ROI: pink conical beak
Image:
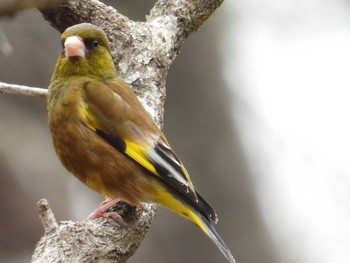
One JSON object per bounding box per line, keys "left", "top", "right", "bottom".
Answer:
{"left": 64, "top": 36, "right": 85, "bottom": 58}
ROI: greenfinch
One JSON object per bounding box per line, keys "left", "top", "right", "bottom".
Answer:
{"left": 47, "top": 23, "right": 234, "bottom": 263}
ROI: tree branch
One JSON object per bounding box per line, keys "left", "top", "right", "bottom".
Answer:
{"left": 0, "top": 82, "right": 47, "bottom": 97}
{"left": 149, "top": 0, "right": 223, "bottom": 38}
{"left": 32, "top": 199, "right": 157, "bottom": 263}
{"left": 0, "top": 0, "right": 223, "bottom": 262}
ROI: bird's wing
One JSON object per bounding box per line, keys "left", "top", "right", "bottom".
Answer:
{"left": 81, "top": 79, "right": 203, "bottom": 205}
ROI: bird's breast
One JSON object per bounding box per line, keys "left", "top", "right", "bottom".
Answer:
{"left": 48, "top": 92, "right": 158, "bottom": 204}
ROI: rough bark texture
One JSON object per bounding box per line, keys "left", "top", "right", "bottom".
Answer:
{"left": 28, "top": 0, "right": 223, "bottom": 262}
{"left": 32, "top": 199, "right": 156, "bottom": 263}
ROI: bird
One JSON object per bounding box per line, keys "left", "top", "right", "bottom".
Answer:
{"left": 47, "top": 22, "right": 235, "bottom": 263}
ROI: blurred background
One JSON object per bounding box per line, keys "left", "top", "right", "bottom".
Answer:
{"left": 1, "top": 0, "right": 350, "bottom": 262}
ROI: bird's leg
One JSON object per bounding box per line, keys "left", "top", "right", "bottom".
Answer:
{"left": 84, "top": 196, "right": 123, "bottom": 223}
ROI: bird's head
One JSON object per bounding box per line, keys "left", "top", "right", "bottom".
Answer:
{"left": 52, "top": 23, "right": 117, "bottom": 80}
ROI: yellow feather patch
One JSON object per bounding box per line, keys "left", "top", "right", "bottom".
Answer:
{"left": 155, "top": 189, "right": 209, "bottom": 235}
{"left": 124, "top": 140, "right": 158, "bottom": 175}
{"left": 80, "top": 104, "right": 97, "bottom": 131}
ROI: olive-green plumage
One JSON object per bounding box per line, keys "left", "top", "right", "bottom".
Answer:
{"left": 48, "top": 23, "right": 234, "bottom": 263}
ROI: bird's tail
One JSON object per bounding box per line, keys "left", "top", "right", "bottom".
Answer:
{"left": 155, "top": 190, "right": 236, "bottom": 263}
{"left": 197, "top": 212, "right": 236, "bottom": 263}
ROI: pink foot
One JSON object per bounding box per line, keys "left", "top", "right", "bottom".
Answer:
{"left": 84, "top": 197, "right": 124, "bottom": 223}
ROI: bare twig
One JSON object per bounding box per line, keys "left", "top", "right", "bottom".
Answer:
{"left": 37, "top": 198, "right": 58, "bottom": 234}
{"left": 0, "top": 81, "right": 47, "bottom": 97}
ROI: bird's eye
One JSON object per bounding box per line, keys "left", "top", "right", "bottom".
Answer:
{"left": 84, "top": 39, "right": 100, "bottom": 50}
{"left": 92, "top": 40, "right": 100, "bottom": 48}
